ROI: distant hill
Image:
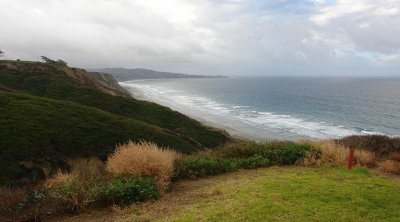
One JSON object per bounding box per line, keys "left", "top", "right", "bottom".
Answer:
{"left": 0, "top": 60, "right": 228, "bottom": 185}
{"left": 88, "top": 68, "right": 226, "bottom": 81}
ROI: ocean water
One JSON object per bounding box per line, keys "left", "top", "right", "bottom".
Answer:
{"left": 120, "top": 77, "right": 400, "bottom": 140}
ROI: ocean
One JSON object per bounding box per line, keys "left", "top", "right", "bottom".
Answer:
{"left": 120, "top": 77, "right": 400, "bottom": 140}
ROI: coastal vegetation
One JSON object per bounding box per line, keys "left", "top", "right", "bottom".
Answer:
{"left": 1, "top": 60, "right": 399, "bottom": 221}
{"left": 2, "top": 136, "right": 400, "bottom": 221}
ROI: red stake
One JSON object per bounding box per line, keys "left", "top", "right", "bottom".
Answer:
{"left": 348, "top": 148, "right": 355, "bottom": 169}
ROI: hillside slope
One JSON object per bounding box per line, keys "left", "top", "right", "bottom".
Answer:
{"left": 0, "top": 60, "right": 228, "bottom": 184}
{"left": 0, "top": 92, "right": 203, "bottom": 184}
{"left": 0, "top": 60, "right": 228, "bottom": 148}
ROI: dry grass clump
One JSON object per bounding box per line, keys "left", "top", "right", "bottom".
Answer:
{"left": 68, "top": 157, "right": 104, "bottom": 178}
{"left": 389, "top": 152, "right": 400, "bottom": 162}
{"left": 45, "top": 170, "right": 75, "bottom": 190}
{"left": 45, "top": 170, "right": 100, "bottom": 212}
{"left": 301, "top": 140, "right": 376, "bottom": 167}
{"left": 338, "top": 135, "right": 400, "bottom": 156}
{"left": 106, "top": 141, "right": 180, "bottom": 190}
{"left": 379, "top": 160, "right": 400, "bottom": 175}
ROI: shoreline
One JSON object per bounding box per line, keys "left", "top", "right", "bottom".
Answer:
{"left": 120, "top": 81, "right": 300, "bottom": 142}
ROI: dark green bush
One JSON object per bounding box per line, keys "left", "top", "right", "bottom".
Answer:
{"left": 174, "top": 157, "right": 238, "bottom": 179}
{"left": 95, "top": 177, "right": 160, "bottom": 207}
{"left": 238, "top": 155, "right": 270, "bottom": 169}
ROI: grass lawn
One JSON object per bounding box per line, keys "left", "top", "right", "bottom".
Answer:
{"left": 135, "top": 167, "right": 399, "bottom": 222}
{"left": 58, "top": 167, "right": 400, "bottom": 222}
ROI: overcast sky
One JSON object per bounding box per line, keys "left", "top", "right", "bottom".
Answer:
{"left": 1, "top": 0, "right": 400, "bottom": 76}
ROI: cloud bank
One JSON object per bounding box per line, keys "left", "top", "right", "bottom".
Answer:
{"left": 1, "top": 0, "right": 399, "bottom": 76}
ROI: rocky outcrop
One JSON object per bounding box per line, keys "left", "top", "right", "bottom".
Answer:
{"left": 87, "top": 72, "right": 131, "bottom": 97}
{"left": 59, "top": 66, "right": 131, "bottom": 97}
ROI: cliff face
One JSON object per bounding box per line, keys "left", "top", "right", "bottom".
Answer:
{"left": 87, "top": 71, "right": 130, "bottom": 97}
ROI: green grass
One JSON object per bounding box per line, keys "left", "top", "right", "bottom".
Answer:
{"left": 0, "top": 61, "right": 227, "bottom": 148}
{"left": 169, "top": 167, "right": 400, "bottom": 222}
{"left": 0, "top": 92, "right": 201, "bottom": 184}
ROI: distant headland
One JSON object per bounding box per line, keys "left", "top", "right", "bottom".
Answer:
{"left": 88, "top": 67, "right": 227, "bottom": 81}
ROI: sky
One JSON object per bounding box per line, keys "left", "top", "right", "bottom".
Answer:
{"left": 1, "top": 0, "right": 400, "bottom": 76}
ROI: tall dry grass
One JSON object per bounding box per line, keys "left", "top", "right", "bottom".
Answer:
{"left": 67, "top": 157, "right": 104, "bottom": 178}
{"left": 106, "top": 141, "right": 180, "bottom": 190}
{"left": 45, "top": 170, "right": 75, "bottom": 190}
{"left": 45, "top": 170, "right": 101, "bottom": 212}
{"left": 389, "top": 152, "right": 400, "bottom": 162}
{"left": 301, "top": 140, "right": 376, "bottom": 167}
{"left": 379, "top": 160, "right": 400, "bottom": 175}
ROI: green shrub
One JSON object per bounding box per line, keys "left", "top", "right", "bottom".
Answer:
{"left": 95, "top": 177, "right": 160, "bottom": 207}
{"left": 218, "top": 142, "right": 261, "bottom": 158}
{"left": 220, "top": 141, "right": 313, "bottom": 165}
{"left": 238, "top": 155, "right": 270, "bottom": 169}
{"left": 174, "top": 142, "right": 315, "bottom": 179}
{"left": 174, "top": 157, "right": 238, "bottom": 179}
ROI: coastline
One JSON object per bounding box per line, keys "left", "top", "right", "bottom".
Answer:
{"left": 120, "top": 81, "right": 296, "bottom": 142}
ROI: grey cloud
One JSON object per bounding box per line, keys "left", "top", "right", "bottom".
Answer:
{"left": 0, "top": 0, "right": 399, "bottom": 76}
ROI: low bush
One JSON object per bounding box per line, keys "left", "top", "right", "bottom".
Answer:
{"left": 238, "top": 155, "right": 271, "bottom": 169}
{"left": 338, "top": 135, "right": 400, "bottom": 156}
{"left": 302, "top": 140, "right": 376, "bottom": 167}
{"left": 174, "top": 157, "right": 238, "bottom": 179}
{"left": 95, "top": 177, "right": 160, "bottom": 207}
{"left": 175, "top": 141, "right": 315, "bottom": 179}
{"left": 106, "top": 141, "right": 180, "bottom": 190}
{"left": 219, "top": 141, "right": 314, "bottom": 165}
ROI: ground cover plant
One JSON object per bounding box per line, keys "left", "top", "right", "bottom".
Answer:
{"left": 174, "top": 141, "right": 315, "bottom": 179}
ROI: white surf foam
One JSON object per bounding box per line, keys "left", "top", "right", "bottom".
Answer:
{"left": 120, "top": 81, "right": 383, "bottom": 140}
